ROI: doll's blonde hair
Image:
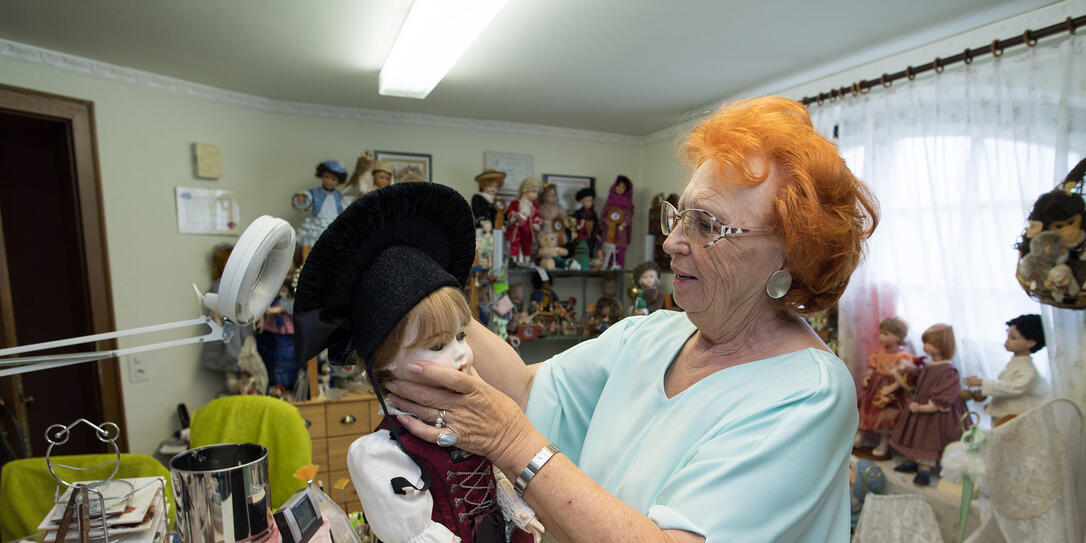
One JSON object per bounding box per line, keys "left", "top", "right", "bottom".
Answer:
{"left": 519, "top": 177, "right": 543, "bottom": 198}
{"left": 364, "top": 286, "right": 471, "bottom": 390}
{"left": 921, "top": 323, "right": 956, "bottom": 361}
{"left": 879, "top": 317, "right": 908, "bottom": 344}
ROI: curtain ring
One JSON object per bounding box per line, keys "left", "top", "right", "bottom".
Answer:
{"left": 932, "top": 57, "right": 944, "bottom": 74}
{"left": 990, "top": 39, "right": 1004, "bottom": 57}
{"left": 1023, "top": 29, "right": 1037, "bottom": 47}
{"left": 817, "top": 92, "right": 824, "bottom": 106}
{"left": 851, "top": 82, "right": 859, "bottom": 97}
{"left": 880, "top": 74, "right": 892, "bottom": 88}
{"left": 905, "top": 66, "right": 915, "bottom": 80}
{"left": 858, "top": 81, "right": 870, "bottom": 94}
{"left": 963, "top": 48, "right": 973, "bottom": 64}
{"left": 1067, "top": 17, "right": 1076, "bottom": 35}
{"left": 828, "top": 89, "right": 837, "bottom": 103}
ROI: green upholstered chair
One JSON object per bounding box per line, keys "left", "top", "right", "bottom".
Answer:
{"left": 188, "top": 395, "right": 311, "bottom": 509}
{"left": 0, "top": 453, "right": 174, "bottom": 542}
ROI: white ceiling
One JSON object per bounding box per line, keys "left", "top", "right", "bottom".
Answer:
{"left": 0, "top": 0, "right": 1058, "bottom": 135}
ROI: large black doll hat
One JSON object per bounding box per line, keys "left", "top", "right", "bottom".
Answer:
{"left": 293, "top": 182, "right": 476, "bottom": 366}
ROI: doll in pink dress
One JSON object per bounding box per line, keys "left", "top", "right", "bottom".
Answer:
{"left": 506, "top": 177, "right": 543, "bottom": 266}
{"left": 889, "top": 324, "right": 967, "bottom": 486}
{"left": 855, "top": 316, "right": 915, "bottom": 458}
{"left": 600, "top": 175, "right": 634, "bottom": 268}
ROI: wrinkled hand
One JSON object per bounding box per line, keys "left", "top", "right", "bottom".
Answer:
{"left": 964, "top": 376, "right": 983, "bottom": 387}
{"left": 385, "top": 361, "right": 535, "bottom": 466}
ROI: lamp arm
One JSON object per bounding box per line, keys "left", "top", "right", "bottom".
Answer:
{"left": 0, "top": 316, "right": 224, "bottom": 377}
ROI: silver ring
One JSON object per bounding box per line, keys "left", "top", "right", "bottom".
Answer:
{"left": 435, "top": 410, "right": 446, "bottom": 428}
{"left": 436, "top": 427, "right": 459, "bottom": 447}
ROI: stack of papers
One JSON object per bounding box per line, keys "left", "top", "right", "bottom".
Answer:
{"left": 38, "top": 477, "right": 169, "bottom": 543}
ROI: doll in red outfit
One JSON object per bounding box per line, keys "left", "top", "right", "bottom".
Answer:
{"left": 889, "top": 324, "right": 967, "bottom": 486}
{"left": 506, "top": 177, "right": 543, "bottom": 266}
{"left": 855, "top": 317, "right": 915, "bottom": 459}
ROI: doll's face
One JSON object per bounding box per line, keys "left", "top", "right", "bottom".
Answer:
{"left": 481, "top": 220, "right": 492, "bottom": 233}
{"left": 373, "top": 171, "right": 392, "bottom": 188}
{"left": 1004, "top": 325, "right": 1036, "bottom": 355}
{"left": 524, "top": 188, "right": 540, "bottom": 202}
{"left": 638, "top": 270, "right": 659, "bottom": 289}
{"left": 922, "top": 341, "right": 942, "bottom": 360}
{"left": 509, "top": 285, "right": 523, "bottom": 302}
{"left": 483, "top": 182, "right": 500, "bottom": 196}
{"left": 543, "top": 188, "right": 558, "bottom": 204}
{"left": 1050, "top": 214, "right": 1083, "bottom": 245}
{"left": 615, "top": 183, "right": 627, "bottom": 195}
{"left": 580, "top": 195, "right": 594, "bottom": 209}
{"left": 386, "top": 317, "right": 473, "bottom": 378}
{"left": 878, "top": 329, "right": 902, "bottom": 349}
{"left": 321, "top": 171, "right": 340, "bottom": 191}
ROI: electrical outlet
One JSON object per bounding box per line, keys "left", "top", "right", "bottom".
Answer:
{"left": 129, "top": 355, "right": 150, "bottom": 383}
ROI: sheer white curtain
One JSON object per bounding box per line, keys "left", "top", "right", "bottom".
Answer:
{"left": 809, "top": 35, "right": 1086, "bottom": 541}
{"left": 810, "top": 35, "right": 1085, "bottom": 410}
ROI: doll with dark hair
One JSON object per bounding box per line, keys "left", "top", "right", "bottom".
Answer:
{"left": 471, "top": 169, "right": 505, "bottom": 229}
{"left": 292, "top": 183, "right": 540, "bottom": 543}
{"left": 889, "top": 324, "right": 966, "bottom": 486}
{"left": 855, "top": 317, "right": 915, "bottom": 459}
{"left": 630, "top": 261, "right": 666, "bottom": 315}
{"left": 568, "top": 187, "right": 600, "bottom": 263}
{"left": 294, "top": 160, "right": 349, "bottom": 247}
{"left": 964, "top": 314, "right": 1051, "bottom": 426}
{"left": 600, "top": 175, "right": 634, "bottom": 268}
{"left": 1019, "top": 158, "right": 1086, "bottom": 285}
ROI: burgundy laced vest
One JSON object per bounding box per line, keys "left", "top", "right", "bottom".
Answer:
{"left": 376, "top": 418, "right": 533, "bottom": 543}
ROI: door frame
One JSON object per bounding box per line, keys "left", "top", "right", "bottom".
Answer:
{"left": 0, "top": 83, "right": 127, "bottom": 452}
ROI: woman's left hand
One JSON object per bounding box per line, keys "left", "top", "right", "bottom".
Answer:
{"left": 385, "top": 360, "right": 535, "bottom": 467}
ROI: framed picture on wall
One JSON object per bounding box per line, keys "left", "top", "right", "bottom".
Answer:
{"left": 484, "top": 151, "right": 534, "bottom": 201}
{"left": 542, "top": 174, "right": 595, "bottom": 212}
{"left": 374, "top": 150, "right": 432, "bottom": 182}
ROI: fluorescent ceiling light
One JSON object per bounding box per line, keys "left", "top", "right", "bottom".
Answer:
{"left": 379, "top": 0, "right": 508, "bottom": 99}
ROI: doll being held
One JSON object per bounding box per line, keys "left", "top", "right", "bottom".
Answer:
{"left": 855, "top": 316, "right": 915, "bottom": 459}
{"left": 889, "top": 324, "right": 967, "bottom": 486}
{"left": 293, "top": 183, "right": 541, "bottom": 543}
{"left": 963, "top": 314, "right": 1051, "bottom": 426}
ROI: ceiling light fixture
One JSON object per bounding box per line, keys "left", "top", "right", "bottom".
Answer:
{"left": 379, "top": 0, "right": 508, "bottom": 99}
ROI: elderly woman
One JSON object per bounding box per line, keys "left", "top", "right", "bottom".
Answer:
{"left": 387, "top": 96, "right": 878, "bottom": 542}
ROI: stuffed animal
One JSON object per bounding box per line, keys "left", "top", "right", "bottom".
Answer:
{"left": 1017, "top": 231, "right": 1067, "bottom": 290}
{"left": 536, "top": 232, "right": 568, "bottom": 270}
{"left": 1044, "top": 263, "right": 1080, "bottom": 302}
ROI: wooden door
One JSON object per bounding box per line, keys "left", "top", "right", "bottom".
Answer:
{"left": 0, "top": 84, "right": 127, "bottom": 461}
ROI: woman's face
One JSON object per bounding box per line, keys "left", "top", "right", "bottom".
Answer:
{"left": 662, "top": 158, "right": 784, "bottom": 317}
{"left": 386, "top": 317, "right": 473, "bottom": 380}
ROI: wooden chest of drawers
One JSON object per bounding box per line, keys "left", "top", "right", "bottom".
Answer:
{"left": 292, "top": 393, "right": 381, "bottom": 512}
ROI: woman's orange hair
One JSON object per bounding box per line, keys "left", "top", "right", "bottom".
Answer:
{"left": 681, "top": 96, "right": 879, "bottom": 314}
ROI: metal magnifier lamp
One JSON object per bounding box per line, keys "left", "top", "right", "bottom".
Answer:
{"left": 0, "top": 216, "right": 296, "bottom": 377}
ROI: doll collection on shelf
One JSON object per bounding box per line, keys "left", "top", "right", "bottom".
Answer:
{"left": 852, "top": 313, "right": 1051, "bottom": 488}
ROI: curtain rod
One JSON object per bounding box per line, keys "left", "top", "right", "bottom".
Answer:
{"left": 801, "top": 15, "right": 1085, "bottom": 107}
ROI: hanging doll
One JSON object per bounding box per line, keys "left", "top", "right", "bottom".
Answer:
{"left": 294, "top": 160, "right": 348, "bottom": 248}
{"left": 292, "top": 183, "right": 542, "bottom": 543}
{"left": 855, "top": 316, "right": 915, "bottom": 459}
{"left": 963, "top": 314, "right": 1050, "bottom": 426}
{"left": 1018, "top": 158, "right": 1086, "bottom": 287}
{"left": 568, "top": 187, "right": 600, "bottom": 263}
{"left": 630, "top": 261, "right": 668, "bottom": 315}
{"left": 889, "top": 324, "right": 967, "bottom": 486}
{"left": 600, "top": 175, "right": 634, "bottom": 269}
{"left": 506, "top": 177, "right": 543, "bottom": 266}
{"left": 471, "top": 169, "right": 505, "bottom": 229}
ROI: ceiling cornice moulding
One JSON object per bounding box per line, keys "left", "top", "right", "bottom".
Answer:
{"left": 0, "top": 38, "right": 643, "bottom": 147}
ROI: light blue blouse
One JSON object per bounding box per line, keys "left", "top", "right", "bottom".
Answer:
{"left": 525, "top": 310, "right": 857, "bottom": 542}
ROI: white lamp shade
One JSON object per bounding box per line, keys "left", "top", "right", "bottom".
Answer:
{"left": 203, "top": 215, "right": 296, "bottom": 324}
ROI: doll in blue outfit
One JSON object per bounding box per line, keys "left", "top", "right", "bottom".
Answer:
{"left": 294, "top": 160, "right": 348, "bottom": 247}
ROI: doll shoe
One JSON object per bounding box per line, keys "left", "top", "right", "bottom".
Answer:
{"left": 894, "top": 461, "right": 918, "bottom": 473}
{"left": 913, "top": 469, "right": 931, "bottom": 486}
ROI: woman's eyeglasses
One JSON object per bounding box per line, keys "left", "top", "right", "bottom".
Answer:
{"left": 660, "top": 201, "right": 769, "bottom": 248}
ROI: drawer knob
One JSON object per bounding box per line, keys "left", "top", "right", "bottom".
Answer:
{"left": 340, "top": 415, "right": 357, "bottom": 424}
{"left": 304, "top": 419, "right": 312, "bottom": 428}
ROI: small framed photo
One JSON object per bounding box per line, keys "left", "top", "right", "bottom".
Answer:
{"left": 542, "top": 174, "right": 595, "bottom": 212}
{"left": 374, "top": 150, "right": 432, "bottom": 182}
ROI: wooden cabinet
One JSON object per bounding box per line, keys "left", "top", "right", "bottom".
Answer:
{"left": 291, "top": 393, "right": 381, "bottom": 512}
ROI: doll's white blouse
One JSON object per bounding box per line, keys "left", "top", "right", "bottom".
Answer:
{"left": 982, "top": 355, "right": 1051, "bottom": 418}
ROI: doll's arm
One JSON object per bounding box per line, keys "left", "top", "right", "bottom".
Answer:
{"left": 347, "top": 432, "right": 460, "bottom": 543}
{"left": 981, "top": 361, "right": 1037, "bottom": 398}
{"left": 493, "top": 467, "right": 544, "bottom": 543}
